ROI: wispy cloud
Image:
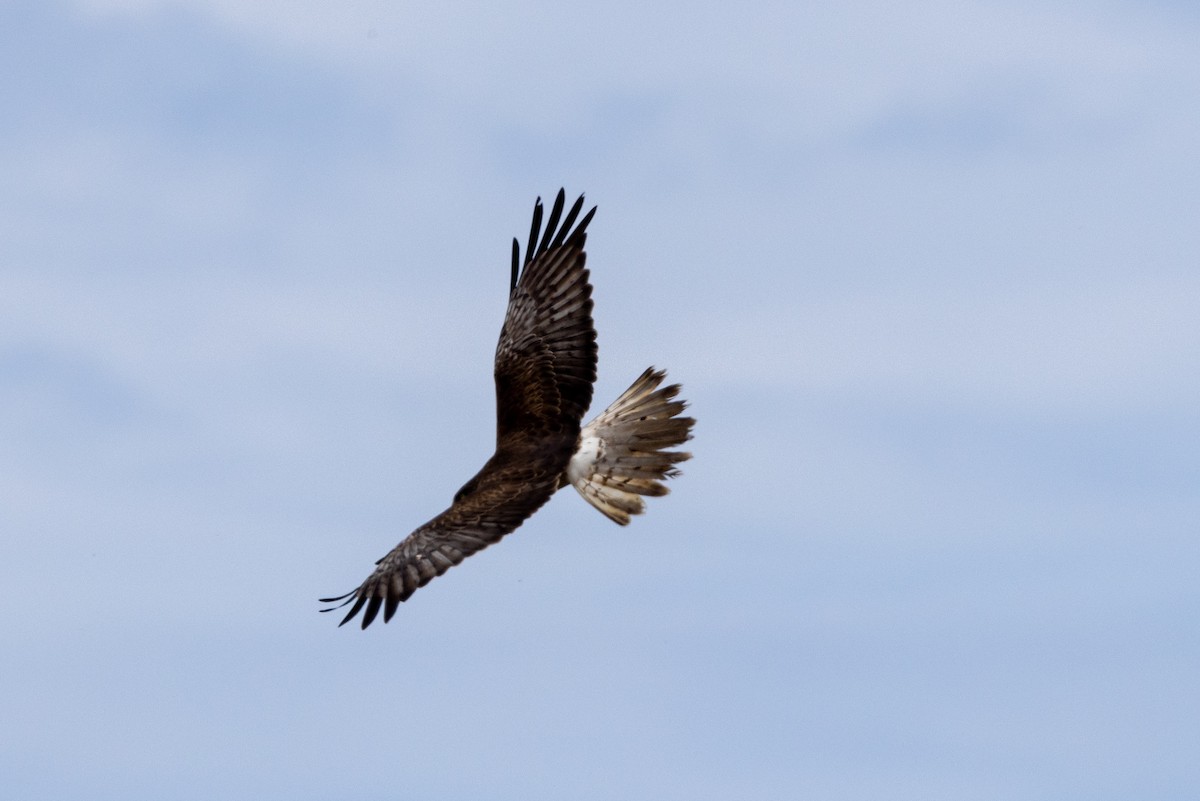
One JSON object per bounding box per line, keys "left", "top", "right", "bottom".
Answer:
{"left": 3, "top": 2, "right": 1199, "bottom": 799}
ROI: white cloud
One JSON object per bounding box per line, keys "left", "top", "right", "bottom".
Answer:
{"left": 68, "top": 0, "right": 1198, "bottom": 133}
{"left": 4, "top": 4, "right": 1199, "bottom": 799}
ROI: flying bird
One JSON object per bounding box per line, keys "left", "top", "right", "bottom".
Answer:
{"left": 320, "top": 190, "right": 694, "bottom": 628}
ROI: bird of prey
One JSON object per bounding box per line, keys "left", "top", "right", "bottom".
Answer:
{"left": 320, "top": 190, "right": 694, "bottom": 628}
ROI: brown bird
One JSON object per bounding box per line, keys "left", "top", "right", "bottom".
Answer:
{"left": 320, "top": 190, "right": 694, "bottom": 628}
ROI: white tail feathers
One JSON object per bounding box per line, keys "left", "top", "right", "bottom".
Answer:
{"left": 567, "top": 367, "right": 694, "bottom": 525}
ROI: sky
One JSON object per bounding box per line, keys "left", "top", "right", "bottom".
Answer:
{"left": 2, "top": 0, "right": 1199, "bottom": 798}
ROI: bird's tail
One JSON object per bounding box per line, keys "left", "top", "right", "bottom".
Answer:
{"left": 567, "top": 367, "right": 694, "bottom": 525}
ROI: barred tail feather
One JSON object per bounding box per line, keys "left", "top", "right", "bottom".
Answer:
{"left": 567, "top": 367, "right": 694, "bottom": 525}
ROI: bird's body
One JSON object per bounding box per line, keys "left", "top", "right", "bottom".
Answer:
{"left": 321, "top": 191, "right": 693, "bottom": 628}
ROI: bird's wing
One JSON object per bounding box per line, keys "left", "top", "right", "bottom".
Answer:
{"left": 493, "top": 189, "right": 598, "bottom": 442}
{"left": 320, "top": 448, "right": 562, "bottom": 628}
{"left": 321, "top": 190, "right": 599, "bottom": 628}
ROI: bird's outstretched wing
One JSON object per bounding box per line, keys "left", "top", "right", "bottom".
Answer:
{"left": 318, "top": 452, "right": 566, "bottom": 628}
{"left": 494, "top": 189, "right": 597, "bottom": 441}
{"left": 321, "top": 190, "right": 598, "bottom": 628}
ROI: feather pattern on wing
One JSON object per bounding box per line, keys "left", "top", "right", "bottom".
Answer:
{"left": 320, "top": 190, "right": 598, "bottom": 628}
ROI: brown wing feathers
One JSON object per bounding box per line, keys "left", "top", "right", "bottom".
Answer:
{"left": 497, "top": 191, "right": 597, "bottom": 435}
{"left": 320, "top": 190, "right": 598, "bottom": 628}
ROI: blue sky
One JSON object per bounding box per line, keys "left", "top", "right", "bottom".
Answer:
{"left": 3, "top": 1, "right": 1198, "bottom": 799}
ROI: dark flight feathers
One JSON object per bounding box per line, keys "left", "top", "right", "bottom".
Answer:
{"left": 320, "top": 190, "right": 598, "bottom": 628}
